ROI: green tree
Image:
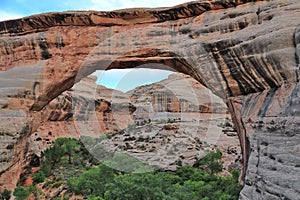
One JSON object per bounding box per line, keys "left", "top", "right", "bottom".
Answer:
{"left": 231, "top": 168, "right": 240, "bottom": 181}
{"left": 13, "top": 186, "right": 30, "bottom": 200}
{"left": 67, "top": 163, "right": 242, "bottom": 200}
{"left": 47, "top": 139, "right": 242, "bottom": 200}
{"left": 33, "top": 171, "right": 45, "bottom": 184}
{"left": 55, "top": 138, "right": 79, "bottom": 164}
{"left": 169, "top": 181, "right": 207, "bottom": 200}
{"left": 195, "top": 150, "right": 223, "bottom": 175}
{"left": 41, "top": 143, "right": 65, "bottom": 175}
{"left": 87, "top": 197, "right": 105, "bottom": 200}
{"left": 175, "top": 166, "right": 205, "bottom": 183}
{"left": 68, "top": 164, "right": 117, "bottom": 197}
{"left": 40, "top": 138, "right": 86, "bottom": 176}
{"left": 0, "top": 189, "right": 11, "bottom": 200}
{"left": 105, "top": 173, "right": 170, "bottom": 200}
{"left": 219, "top": 194, "right": 233, "bottom": 200}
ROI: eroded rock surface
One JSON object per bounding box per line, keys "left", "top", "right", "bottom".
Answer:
{"left": 0, "top": 0, "right": 300, "bottom": 198}
{"left": 129, "top": 73, "right": 227, "bottom": 113}
{"left": 228, "top": 82, "right": 300, "bottom": 199}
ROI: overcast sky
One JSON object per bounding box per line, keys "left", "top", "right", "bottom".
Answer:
{"left": 0, "top": 0, "right": 193, "bottom": 91}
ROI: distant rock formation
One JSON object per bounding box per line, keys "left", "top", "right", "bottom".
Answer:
{"left": 129, "top": 73, "right": 227, "bottom": 114}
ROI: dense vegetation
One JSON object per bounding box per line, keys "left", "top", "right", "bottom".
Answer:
{"left": 13, "top": 138, "right": 242, "bottom": 200}
{"left": 69, "top": 164, "right": 241, "bottom": 200}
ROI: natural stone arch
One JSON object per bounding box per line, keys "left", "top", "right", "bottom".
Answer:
{"left": 0, "top": 0, "right": 300, "bottom": 198}
{"left": 15, "top": 41, "right": 246, "bottom": 190}
{"left": 30, "top": 49, "right": 207, "bottom": 109}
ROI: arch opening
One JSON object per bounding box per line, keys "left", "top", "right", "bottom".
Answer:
{"left": 35, "top": 60, "right": 241, "bottom": 176}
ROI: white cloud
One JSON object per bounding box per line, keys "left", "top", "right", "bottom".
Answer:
{"left": 89, "top": 0, "right": 193, "bottom": 11}
{"left": 0, "top": 10, "right": 23, "bottom": 21}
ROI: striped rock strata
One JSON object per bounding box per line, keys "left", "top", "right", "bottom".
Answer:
{"left": 228, "top": 83, "right": 300, "bottom": 199}
{"left": 129, "top": 73, "right": 227, "bottom": 114}
{"left": 0, "top": 0, "right": 300, "bottom": 199}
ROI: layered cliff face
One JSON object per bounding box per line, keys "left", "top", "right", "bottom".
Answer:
{"left": 0, "top": 0, "right": 300, "bottom": 198}
{"left": 129, "top": 73, "right": 227, "bottom": 113}
{"left": 36, "top": 76, "right": 135, "bottom": 142}
{"left": 228, "top": 83, "right": 300, "bottom": 199}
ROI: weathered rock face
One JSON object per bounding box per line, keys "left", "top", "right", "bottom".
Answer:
{"left": 0, "top": 85, "right": 36, "bottom": 190}
{"left": 91, "top": 113, "right": 241, "bottom": 173}
{"left": 228, "top": 82, "right": 300, "bottom": 200}
{"left": 37, "top": 76, "right": 135, "bottom": 140}
{"left": 129, "top": 73, "right": 227, "bottom": 113}
{"left": 0, "top": 0, "right": 300, "bottom": 198}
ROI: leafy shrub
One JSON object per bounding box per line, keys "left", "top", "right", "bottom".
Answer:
{"left": 13, "top": 186, "right": 30, "bottom": 200}
{"left": 194, "top": 150, "right": 223, "bottom": 175}
{"left": 0, "top": 189, "right": 11, "bottom": 200}
{"left": 39, "top": 138, "right": 93, "bottom": 177}
{"left": 33, "top": 171, "right": 45, "bottom": 184}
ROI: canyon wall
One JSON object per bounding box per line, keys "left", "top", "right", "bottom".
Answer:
{"left": 228, "top": 82, "right": 300, "bottom": 199}
{"left": 129, "top": 73, "right": 227, "bottom": 113}
{"left": 0, "top": 0, "right": 300, "bottom": 199}
{"left": 36, "top": 76, "right": 135, "bottom": 141}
